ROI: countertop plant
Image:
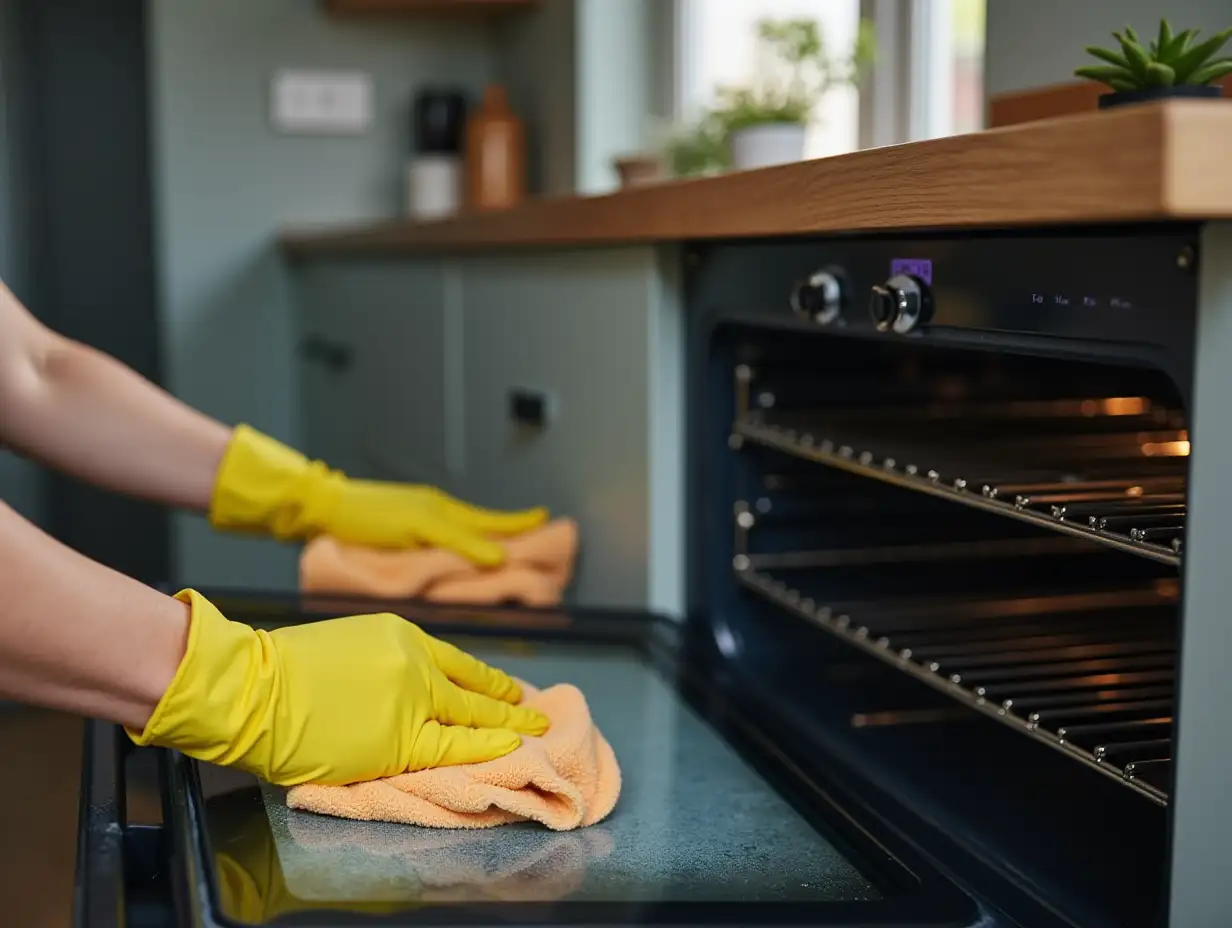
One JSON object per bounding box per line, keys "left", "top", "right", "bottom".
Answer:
{"left": 666, "top": 16, "right": 874, "bottom": 177}
{"left": 1075, "top": 19, "right": 1232, "bottom": 92}
{"left": 712, "top": 18, "right": 875, "bottom": 135}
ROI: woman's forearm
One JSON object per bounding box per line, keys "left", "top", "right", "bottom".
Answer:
{"left": 0, "top": 498, "right": 187, "bottom": 729}
{"left": 0, "top": 282, "right": 233, "bottom": 511}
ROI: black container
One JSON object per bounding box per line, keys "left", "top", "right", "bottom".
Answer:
{"left": 412, "top": 88, "right": 467, "bottom": 154}
{"left": 1099, "top": 84, "right": 1222, "bottom": 109}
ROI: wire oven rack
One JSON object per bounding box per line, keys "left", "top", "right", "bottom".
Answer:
{"left": 736, "top": 562, "right": 1176, "bottom": 805}
{"left": 731, "top": 397, "right": 1188, "bottom": 566}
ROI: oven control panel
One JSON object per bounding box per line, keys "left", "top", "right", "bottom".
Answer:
{"left": 692, "top": 228, "right": 1200, "bottom": 374}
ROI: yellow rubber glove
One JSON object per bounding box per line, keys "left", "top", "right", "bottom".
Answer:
{"left": 208, "top": 424, "right": 547, "bottom": 566}
{"left": 128, "top": 590, "right": 550, "bottom": 786}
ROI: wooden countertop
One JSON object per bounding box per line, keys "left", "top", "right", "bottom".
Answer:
{"left": 280, "top": 100, "right": 1232, "bottom": 257}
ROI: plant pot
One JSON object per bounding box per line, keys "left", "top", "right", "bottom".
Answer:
{"left": 1099, "top": 84, "right": 1223, "bottom": 110}
{"left": 729, "top": 123, "right": 807, "bottom": 171}
{"left": 612, "top": 153, "right": 666, "bottom": 189}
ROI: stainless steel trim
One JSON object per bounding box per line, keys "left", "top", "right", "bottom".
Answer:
{"left": 1170, "top": 221, "right": 1232, "bottom": 927}
{"left": 744, "top": 536, "right": 1096, "bottom": 570}
{"left": 734, "top": 417, "right": 1182, "bottom": 566}
{"left": 737, "top": 567, "right": 1170, "bottom": 805}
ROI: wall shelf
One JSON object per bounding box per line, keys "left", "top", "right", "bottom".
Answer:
{"left": 325, "top": 0, "right": 534, "bottom": 16}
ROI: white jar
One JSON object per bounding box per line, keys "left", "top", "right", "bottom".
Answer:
{"left": 729, "top": 123, "right": 807, "bottom": 171}
{"left": 405, "top": 154, "right": 461, "bottom": 220}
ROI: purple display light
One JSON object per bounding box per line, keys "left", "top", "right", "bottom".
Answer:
{"left": 890, "top": 258, "right": 933, "bottom": 284}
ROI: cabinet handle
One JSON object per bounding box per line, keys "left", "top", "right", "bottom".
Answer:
{"left": 301, "top": 335, "right": 353, "bottom": 372}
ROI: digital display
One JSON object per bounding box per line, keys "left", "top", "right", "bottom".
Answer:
{"left": 890, "top": 258, "right": 932, "bottom": 284}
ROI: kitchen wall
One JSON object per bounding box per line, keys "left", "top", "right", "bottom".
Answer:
{"left": 148, "top": 0, "right": 499, "bottom": 588}
{"left": 0, "top": 0, "right": 42, "bottom": 525}
{"left": 496, "top": 0, "right": 577, "bottom": 197}
{"left": 0, "top": 1, "right": 20, "bottom": 293}
{"left": 985, "top": 0, "right": 1232, "bottom": 96}
{"left": 497, "top": 0, "right": 660, "bottom": 197}
{"left": 574, "top": 0, "right": 654, "bottom": 194}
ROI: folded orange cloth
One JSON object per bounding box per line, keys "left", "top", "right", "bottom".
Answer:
{"left": 298, "top": 518, "right": 578, "bottom": 607}
{"left": 286, "top": 682, "right": 619, "bottom": 831}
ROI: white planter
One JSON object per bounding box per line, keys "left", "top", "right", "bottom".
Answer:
{"left": 729, "top": 123, "right": 807, "bottom": 171}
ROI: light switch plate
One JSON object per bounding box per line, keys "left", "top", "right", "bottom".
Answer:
{"left": 271, "top": 69, "right": 372, "bottom": 135}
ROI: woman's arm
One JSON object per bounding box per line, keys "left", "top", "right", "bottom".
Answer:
{"left": 0, "top": 278, "right": 548, "bottom": 562}
{"left": 0, "top": 496, "right": 187, "bottom": 729}
{"left": 0, "top": 279, "right": 232, "bottom": 512}
{"left": 0, "top": 494, "right": 549, "bottom": 783}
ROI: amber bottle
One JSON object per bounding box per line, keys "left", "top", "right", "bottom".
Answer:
{"left": 465, "top": 85, "right": 525, "bottom": 212}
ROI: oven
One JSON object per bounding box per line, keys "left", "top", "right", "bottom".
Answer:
{"left": 76, "top": 222, "right": 1232, "bottom": 927}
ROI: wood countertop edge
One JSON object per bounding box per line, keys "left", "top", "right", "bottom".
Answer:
{"left": 280, "top": 101, "right": 1232, "bottom": 258}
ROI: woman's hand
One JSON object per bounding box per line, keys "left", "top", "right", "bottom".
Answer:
{"left": 311, "top": 480, "right": 547, "bottom": 565}
{"left": 129, "top": 590, "right": 549, "bottom": 786}
{"left": 0, "top": 281, "right": 543, "bottom": 565}
{"left": 209, "top": 425, "right": 547, "bottom": 565}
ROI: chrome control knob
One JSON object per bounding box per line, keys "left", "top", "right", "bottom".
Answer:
{"left": 869, "top": 274, "right": 932, "bottom": 334}
{"left": 791, "top": 268, "right": 847, "bottom": 326}
{"left": 868, "top": 285, "right": 898, "bottom": 331}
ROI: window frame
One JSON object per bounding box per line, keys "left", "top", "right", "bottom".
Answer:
{"left": 666, "top": 0, "right": 980, "bottom": 153}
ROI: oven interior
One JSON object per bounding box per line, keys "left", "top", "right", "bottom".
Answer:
{"left": 695, "top": 319, "right": 1186, "bottom": 928}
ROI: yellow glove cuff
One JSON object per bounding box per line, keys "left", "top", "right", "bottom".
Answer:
{"left": 209, "top": 425, "right": 340, "bottom": 541}
{"left": 127, "top": 589, "right": 277, "bottom": 775}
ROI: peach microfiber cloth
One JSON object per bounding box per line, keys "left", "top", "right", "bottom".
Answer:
{"left": 285, "top": 682, "right": 619, "bottom": 831}
{"left": 298, "top": 518, "right": 578, "bottom": 607}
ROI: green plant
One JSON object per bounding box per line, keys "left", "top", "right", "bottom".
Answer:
{"left": 1075, "top": 19, "right": 1232, "bottom": 91}
{"left": 710, "top": 17, "right": 876, "bottom": 133}
{"left": 662, "top": 112, "right": 731, "bottom": 177}
{"left": 662, "top": 17, "right": 874, "bottom": 178}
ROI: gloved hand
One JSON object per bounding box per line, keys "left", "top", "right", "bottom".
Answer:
{"left": 208, "top": 424, "right": 547, "bottom": 566}
{"left": 128, "top": 590, "right": 549, "bottom": 786}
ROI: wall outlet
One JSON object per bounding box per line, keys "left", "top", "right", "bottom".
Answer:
{"left": 271, "top": 69, "right": 372, "bottom": 135}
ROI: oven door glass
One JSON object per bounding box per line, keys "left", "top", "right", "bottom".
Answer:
{"left": 180, "top": 602, "right": 976, "bottom": 927}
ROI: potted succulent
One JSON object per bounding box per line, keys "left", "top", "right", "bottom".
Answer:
{"left": 712, "top": 17, "right": 874, "bottom": 171}
{"left": 1076, "top": 19, "right": 1232, "bottom": 109}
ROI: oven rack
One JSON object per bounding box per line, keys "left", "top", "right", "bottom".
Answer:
{"left": 732, "top": 414, "right": 1185, "bottom": 567}
{"left": 736, "top": 565, "right": 1174, "bottom": 805}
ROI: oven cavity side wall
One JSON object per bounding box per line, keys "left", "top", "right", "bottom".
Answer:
{"left": 1171, "top": 220, "right": 1232, "bottom": 927}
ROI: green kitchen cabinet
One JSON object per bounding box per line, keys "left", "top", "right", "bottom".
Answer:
{"left": 292, "top": 247, "right": 684, "bottom": 615}
{"left": 295, "top": 259, "right": 461, "bottom": 490}
{"left": 456, "top": 248, "right": 683, "bottom": 614}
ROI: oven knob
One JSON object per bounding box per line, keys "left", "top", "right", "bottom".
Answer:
{"left": 869, "top": 274, "right": 932, "bottom": 334}
{"left": 791, "top": 267, "right": 847, "bottom": 325}
{"left": 868, "top": 286, "right": 898, "bottom": 331}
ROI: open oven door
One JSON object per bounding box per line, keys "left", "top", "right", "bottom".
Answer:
{"left": 76, "top": 592, "right": 984, "bottom": 928}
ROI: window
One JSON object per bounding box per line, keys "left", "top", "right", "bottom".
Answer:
{"left": 676, "top": 0, "right": 862, "bottom": 159}
{"left": 673, "top": 0, "right": 987, "bottom": 156}
{"left": 911, "top": 0, "right": 986, "bottom": 139}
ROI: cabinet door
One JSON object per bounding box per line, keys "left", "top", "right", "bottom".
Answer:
{"left": 459, "top": 248, "right": 681, "bottom": 611}
{"left": 296, "top": 259, "right": 460, "bottom": 487}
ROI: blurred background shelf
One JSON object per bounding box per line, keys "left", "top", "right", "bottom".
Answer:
{"left": 325, "top": 0, "right": 535, "bottom": 16}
